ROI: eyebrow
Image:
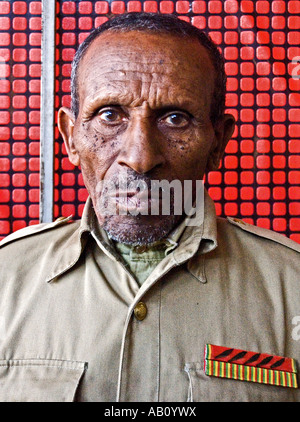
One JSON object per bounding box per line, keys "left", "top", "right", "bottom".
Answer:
{"left": 82, "top": 94, "right": 207, "bottom": 122}
{"left": 81, "top": 90, "right": 135, "bottom": 121}
{"left": 81, "top": 79, "right": 209, "bottom": 122}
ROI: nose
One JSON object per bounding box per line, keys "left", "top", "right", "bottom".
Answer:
{"left": 117, "top": 117, "right": 165, "bottom": 174}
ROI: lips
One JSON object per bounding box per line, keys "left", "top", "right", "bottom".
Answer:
{"left": 110, "top": 190, "right": 160, "bottom": 200}
{"left": 112, "top": 193, "right": 161, "bottom": 214}
{"left": 98, "top": 171, "right": 174, "bottom": 216}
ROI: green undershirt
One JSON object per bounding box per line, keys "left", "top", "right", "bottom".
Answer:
{"left": 113, "top": 218, "right": 188, "bottom": 286}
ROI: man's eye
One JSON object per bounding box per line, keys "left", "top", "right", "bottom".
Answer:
{"left": 162, "top": 112, "right": 190, "bottom": 128}
{"left": 98, "top": 109, "right": 124, "bottom": 123}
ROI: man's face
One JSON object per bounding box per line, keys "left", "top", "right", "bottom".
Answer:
{"left": 59, "top": 30, "right": 234, "bottom": 245}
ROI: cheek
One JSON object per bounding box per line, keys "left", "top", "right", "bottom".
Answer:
{"left": 75, "top": 128, "right": 119, "bottom": 188}
{"left": 90, "top": 121, "right": 127, "bottom": 152}
{"left": 76, "top": 124, "right": 119, "bottom": 162}
{"left": 165, "top": 132, "right": 213, "bottom": 177}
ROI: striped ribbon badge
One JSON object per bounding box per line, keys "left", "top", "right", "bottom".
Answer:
{"left": 204, "top": 344, "right": 298, "bottom": 388}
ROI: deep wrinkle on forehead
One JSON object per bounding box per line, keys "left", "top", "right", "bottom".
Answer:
{"left": 77, "top": 31, "right": 215, "bottom": 120}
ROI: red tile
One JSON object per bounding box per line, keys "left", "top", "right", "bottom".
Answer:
{"left": 256, "top": 139, "right": 270, "bottom": 153}
{"left": 224, "top": 203, "right": 238, "bottom": 216}
{"left": 273, "top": 202, "right": 286, "bottom": 216}
{"left": 176, "top": 1, "right": 190, "bottom": 13}
{"left": 208, "top": 0, "right": 222, "bottom": 13}
{"left": 241, "top": 15, "right": 254, "bottom": 29}
{"left": 12, "top": 111, "right": 27, "bottom": 125}
{"left": 95, "top": 1, "right": 109, "bottom": 14}
{"left": 127, "top": 1, "right": 142, "bottom": 12}
{"left": 111, "top": 1, "right": 126, "bottom": 13}
{"left": 0, "top": 128, "right": 10, "bottom": 141}
{"left": 0, "top": 2, "right": 10, "bottom": 14}
{"left": 29, "top": 17, "right": 42, "bottom": 31}
{"left": 273, "top": 171, "right": 286, "bottom": 184}
{"left": 257, "top": 171, "right": 271, "bottom": 185}
{"left": 79, "top": 16, "right": 93, "bottom": 30}
{"left": 257, "top": 202, "right": 271, "bottom": 216}
{"left": 13, "top": 1, "right": 27, "bottom": 14}
{"left": 272, "top": 16, "right": 286, "bottom": 29}
{"left": 273, "top": 140, "right": 286, "bottom": 153}
{"left": 225, "top": 16, "right": 238, "bottom": 29}
{"left": 13, "top": 33, "right": 27, "bottom": 47}
{"left": 256, "top": 1, "right": 270, "bottom": 13}
{"left": 288, "top": 16, "right": 300, "bottom": 29}
{"left": 0, "top": 33, "right": 10, "bottom": 47}
{"left": 272, "top": 31, "right": 285, "bottom": 44}
{"left": 29, "top": 33, "right": 41, "bottom": 46}
{"left": 256, "top": 31, "right": 270, "bottom": 44}
{"left": 12, "top": 189, "right": 27, "bottom": 203}
{"left": 12, "top": 126, "right": 27, "bottom": 140}
{"left": 241, "top": 1, "right": 254, "bottom": 13}
{"left": 273, "top": 61, "right": 286, "bottom": 75}
{"left": 192, "top": 16, "right": 206, "bottom": 30}
{"left": 29, "top": 2, "right": 42, "bottom": 15}
{"left": 224, "top": 0, "right": 239, "bottom": 13}
{"left": 272, "top": 1, "right": 286, "bottom": 13}
{"left": 257, "top": 16, "right": 270, "bottom": 29}
{"left": 13, "top": 204, "right": 27, "bottom": 218}
{"left": 13, "top": 17, "right": 27, "bottom": 30}
{"left": 12, "top": 173, "right": 26, "bottom": 187}
{"left": 240, "top": 31, "right": 254, "bottom": 44}
{"left": 79, "top": 1, "right": 93, "bottom": 14}
{"left": 12, "top": 95, "right": 27, "bottom": 108}
{"left": 288, "top": 1, "right": 300, "bottom": 13}
{"left": 257, "top": 187, "right": 271, "bottom": 200}
{"left": 273, "top": 218, "right": 286, "bottom": 231}
{"left": 256, "top": 109, "right": 270, "bottom": 122}
{"left": 62, "top": 2, "right": 76, "bottom": 14}
{"left": 273, "top": 187, "right": 286, "bottom": 200}
{"left": 192, "top": 1, "right": 206, "bottom": 13}
{"left": 0, "top": 17, "right": 10, "bottom": 30}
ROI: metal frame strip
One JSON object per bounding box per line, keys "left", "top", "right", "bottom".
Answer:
{"left": 40, "top": 0, "right": 56, "bottom": 223}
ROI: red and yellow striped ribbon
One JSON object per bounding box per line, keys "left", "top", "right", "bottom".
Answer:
{"left": 204, "top": 344, "right": 298, "bottom": 388}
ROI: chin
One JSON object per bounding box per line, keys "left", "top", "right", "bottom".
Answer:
{"left": 101, "top": 214, "right": 180, "bottom": 246}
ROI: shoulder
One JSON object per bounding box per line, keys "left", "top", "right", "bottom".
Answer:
{"left": 0, "top": 216, "right": 80, "bottom": 251}
{"left": 0, "top": 216, "right": 83, "bottom": 282}
{"left": 219, "top": 216, "right": 300, "bottom": 254}
{"left": 0, "top": 216, "right": 90, "bottom": 286}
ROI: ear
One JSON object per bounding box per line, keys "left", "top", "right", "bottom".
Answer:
{"left": 57, "top": 107, "right": 80, "bottom": 167}
{"left": 206, "top": 113, "right": 236, "bottom": 172}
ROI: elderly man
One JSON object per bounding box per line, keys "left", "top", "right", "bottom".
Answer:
{"left": 0, "top": 13, "right": 299, "bottom": 402}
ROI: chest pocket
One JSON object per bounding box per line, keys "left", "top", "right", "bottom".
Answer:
{"left": 0, "top": 359, "right": 87, "bottom": 402}
{"left": 184, "top": 362, "right": 299, "bottom": 402}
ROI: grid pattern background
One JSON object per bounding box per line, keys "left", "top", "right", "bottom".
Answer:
{"left": 0, "top": 0, "right": 299, "bottom": 242}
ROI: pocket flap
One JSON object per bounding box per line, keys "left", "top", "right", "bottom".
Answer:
{"left": 0, "top": 359, "right": 87, "bottom": 402}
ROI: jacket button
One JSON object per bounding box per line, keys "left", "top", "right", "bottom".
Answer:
{"left": 134, "top": 302, "right": 147, "bottom": 321}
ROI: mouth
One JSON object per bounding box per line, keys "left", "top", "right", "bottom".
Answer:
{"left": 98, "top": 172, "right": 177, "bottom": 216}
{"left": 100, "top": 188, "right": 163, "bottom": 215}
{"left": 113, "top": 194, "right": 161, "bottom": 214}
{"left": 112, "top": 190, "right": 160, "bottom": 199}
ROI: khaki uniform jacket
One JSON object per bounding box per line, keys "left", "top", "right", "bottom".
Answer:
{"left": 0, "top": 192, "right": 299, "bottom": 402}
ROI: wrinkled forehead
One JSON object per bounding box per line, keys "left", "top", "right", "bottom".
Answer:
{"left": 77, "top": 30, "right": 215, "bottom": 107}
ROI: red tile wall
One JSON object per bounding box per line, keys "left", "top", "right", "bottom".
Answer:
{"left": 0, "top": 0, "right": 299, "bottom": 242}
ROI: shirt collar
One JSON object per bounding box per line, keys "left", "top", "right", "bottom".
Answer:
{"left": 46, "top": 189, "right": 218, "bottom": 283}
{"left": 170, "top": 187, "right": 217, "bottom": 265}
